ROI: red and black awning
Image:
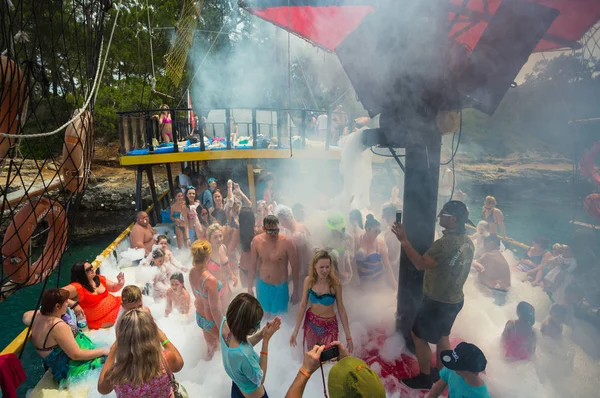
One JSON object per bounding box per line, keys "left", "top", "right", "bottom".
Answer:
{"left": 242, "top": 0, "right": 600, "bottom": 52}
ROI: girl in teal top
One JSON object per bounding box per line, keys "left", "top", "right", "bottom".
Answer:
{"left": 220, "top": 293, "right": 281, "bottom": 398}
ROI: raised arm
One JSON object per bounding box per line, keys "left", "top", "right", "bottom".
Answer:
{"left": 392, "top": 223, "right": 438, "bottom": 270}
{"left": 290, "top": 278, "right": 310, "bottom": 347}
{"left": 378, "top": 238, "right": 397, "bottom": 288}
{"left": 106, "top": 272, "right": 124, "bottom": 292}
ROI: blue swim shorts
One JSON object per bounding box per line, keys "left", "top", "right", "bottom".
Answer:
{"left": 256, "top": 279, "right": 289, "bottom": 314}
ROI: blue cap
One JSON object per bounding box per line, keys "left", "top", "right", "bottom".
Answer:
{"left": 208, "top": 177, "right": 216, "bottom": 183}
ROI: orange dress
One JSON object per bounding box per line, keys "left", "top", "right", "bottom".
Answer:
{"left": 70, "top": 275, "right": 121, "bottom": 329}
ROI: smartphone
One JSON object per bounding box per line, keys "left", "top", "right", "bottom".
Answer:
{"left": 320, "top": 345, "right": 339, "bottom": 362}
{"left": 396, "top": 210, "right": 402, "bottom": 224}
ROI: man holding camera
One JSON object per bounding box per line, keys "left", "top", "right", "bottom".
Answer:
{"left": 392, "top": 200, "right": 475, "bottom": 390}
{"left": 285, "top": 341, "right": 385, "bottom": 398}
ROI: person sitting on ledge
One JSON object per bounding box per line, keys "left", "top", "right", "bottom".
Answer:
{"left": 130, "top": 211, "right": 156, "bottom": 255}
{"left": 30, "top": 288, "right": 108, "bottom": 386}
{"left": 63, "top": 261, "right": 124, "bottom": 330}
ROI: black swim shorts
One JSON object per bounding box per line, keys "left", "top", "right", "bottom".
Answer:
{"left": 412, "top": 295, "right": 464, "bottom": 344}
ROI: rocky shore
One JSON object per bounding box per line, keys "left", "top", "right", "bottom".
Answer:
{"left": 2, "top": 143, "right": 576, "bottom": 243}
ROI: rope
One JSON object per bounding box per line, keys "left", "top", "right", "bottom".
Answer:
{"left": 176, "top": 20, "right": 227, "bottom": 108}
{"left": 147, "top": 0, "right": 156, "bottom": 90}
{"left": 0, "top": 1, "right": 122, "bottom": 138}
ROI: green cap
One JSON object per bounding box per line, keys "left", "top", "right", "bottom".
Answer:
{"left": 327, "top": 212, "right": 346, "bottom": 231}
{"left": 328, "top": 357, "right": 386, "bottom": 398}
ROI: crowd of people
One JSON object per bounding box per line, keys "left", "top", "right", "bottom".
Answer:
{"left": 22, "top": 165, "right": 598, "bottom": 398}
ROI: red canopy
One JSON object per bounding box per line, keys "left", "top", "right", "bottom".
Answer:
{"left": 243, "top": 0, "right": 600, "bottom": 52}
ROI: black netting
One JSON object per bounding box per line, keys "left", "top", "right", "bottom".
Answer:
{"left": 1, "top": 1, "right": 110, "bottom": 302}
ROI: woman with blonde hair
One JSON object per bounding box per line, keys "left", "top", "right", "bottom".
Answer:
{"left": 97, "top": 309, "right": 184, "bottom": 397}
{"left": 158, "top": 104, "right": 173, "bottom": 143}
{"left": 171, "top": 191, "right": 190, "bottom": 249}
{"left": 189, "top": 240, "right": 224, "bottom": 359}
{"left": 481, "top": 196, "right": 506, "bottom": 236}
{"left": 207, "top": 223, "right": 238, "bottom": 309}
{"left": 289, "top": 250, "right": 353, "bottom": 353}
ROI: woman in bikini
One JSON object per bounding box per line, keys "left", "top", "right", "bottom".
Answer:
{"left": 207, "top": 223, "right": 238, "bottom": 310}
{"left": 189, "top": 240, "right": 223, "bottom": 359}
{"left": 185, "top": 186, "right": 204, "bottom": 242}
{"left": 481, "top": 196, "right": 506, "bottom": 236}
{"left": 238, "top": 207, "right": 256, "bottom": 288}
{"left": 31, "top": 289, "right": 107, "bottom": 386}
{"left": 515, "top": 236, "right": 551, "bottom": 272}
{"left": 290, "top": 250, "right": 353, "bottom": 352}
{"left": 355, "top": 214, "right": 397, "bottom": 289}
{"left": 158, "top": 104, "right": 172, "bottom": 143}
{"left": 170, "top": 191, "right": 190, "bottom": 249}
{"left": 63, "top": 261, "right": 124, "bottom": 329}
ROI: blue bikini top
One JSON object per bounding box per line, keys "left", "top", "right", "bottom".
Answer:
{"left": 308, "top": 288, "right": 336, "bottom": 306}
{"left": 194, "top": 275, "right": 223, "bottom": 298}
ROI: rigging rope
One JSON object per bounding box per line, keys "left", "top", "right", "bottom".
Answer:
{"left": 0, "top": 2, "right": 122, "bottom": 138}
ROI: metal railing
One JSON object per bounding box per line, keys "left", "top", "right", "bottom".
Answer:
{"left": 117, "top": 107, "right": 358, "bottom": 155}
{"left": 0, "top": 189, "right": 171, "bottom": 356}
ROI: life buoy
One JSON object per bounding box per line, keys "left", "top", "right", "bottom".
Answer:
{"left": 2, "top": 198, "right": 68, "bottom": 285}
{"left": 583, "top": 193, "right": 600, "bottom": 224}
{"left": 0, "top": 56, "right": 29, "bottom": 163}
{"left": 580, "top": 141, "right": 600, "bottom": 186}
{"left": 60, "top": 109, "right": 92, "bottom": 193}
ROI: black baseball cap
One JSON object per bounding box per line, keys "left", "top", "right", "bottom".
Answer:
{"left": 440, "top": 201, "right": 475, "bottom": 227}
{"left": 441, "top": 342, "right": 487, "bottom": 373}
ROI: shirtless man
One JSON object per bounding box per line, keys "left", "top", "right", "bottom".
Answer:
{"left": 275, "top": 205, "right": 313, "bottom": 281}
{"left": 382, "top": 203, "right": 401, "bottom": 277}
{"left": 471, "top": 234, "right": 511, "bottom": 292}
{"left": 130, "top": 211, "right": 155, "bottom": 255}
{"left": 248, "top": 215, "right": 300, "bottom": 315}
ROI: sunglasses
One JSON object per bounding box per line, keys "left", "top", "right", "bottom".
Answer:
{"left": 85, "top": 266, "right": 94, "bottom": 274}
{"left": 438, "top": 212, "right": 453, "bottom": 218}
{"left": 187, "top": 186, "right": 195, "bottom": 190}
{"left": 265, "top": 228, "right": 279, "bottom": 235}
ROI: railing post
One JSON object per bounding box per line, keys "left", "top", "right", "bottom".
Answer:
{"left": 172, "top": 109, "right": 179, "bottom": 153}
{"left": 252, "top": 109, "right": 257, "bottom": 149}
{"left": 225, "top": 108, "right": 232, "bottom": 150}
{"left": 147, "top": 166, "right": 161, "bottom": 223}
{"left": 326, "top": 108, "right": 332, "bottom": 150}
{"left": 277, "top": 110, "right": 282, "bottom": 149}
{"left": 166, "top": 163, "right": 175, "bottom": 199}
{"left": 199, "top": 109, "right": 206, "bottom": 151}
{"left": 135, "top": 166, "right": 144, "bottom": 211}
{"left": 145, "top": 111, "right": 154, "bottom": 153}
{"left": 118, "top": 114, "right": 126, "bottom": 155}
{"left": 301, "top": 110, "right": 307, "bottom": 148}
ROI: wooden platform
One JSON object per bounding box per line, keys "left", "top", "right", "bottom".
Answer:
{"left": 120, "top": 148, "right": 388, "bottom": 166}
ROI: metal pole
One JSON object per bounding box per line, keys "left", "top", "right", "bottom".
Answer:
{"left": 135, "top": 166, "right": 144, "bottom": 211}
{"left": 252, "top": 109, "right": 258, "bottom": 149}
{"left": 147, "top": 166, "right": 161, "bottom": 223}
{"left": 225, "top": 109, "right": 232, "bottom": 150}
{"left": 166, "top": 163, "right": 175, "bottom": 199}
{"left": 172, "top": 109, "right": 179, "bottom": 153}
{"left": 146, "top": 111, "right": 154, "bottom": 154}
{"left": 396, "top": 127, "right": 441, "bottom": 348}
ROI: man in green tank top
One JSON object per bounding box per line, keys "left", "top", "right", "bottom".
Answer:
{"left": 392, "top": 201, "right": 475, "bottom": 391}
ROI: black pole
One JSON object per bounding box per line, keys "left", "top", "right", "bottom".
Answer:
{"left": 225, "top": 109, "right": 232, "bottom": 150}
{"left": 252, "top": 109, "right": 258, "bottom": 149}
{"left": 147, "top": 166, "right": 161, "bottom": 223}
{"left": 172, "top": 109, "right": 179, "bottom": 153}
{"left": 145, "top": 111, "right": 154, "bottom": 154}
{"left": 396, "top": 128, "right": 442, "bottom": 346}
{"left": 325, "top": 109, "right": 332, "bottom": 150}
{"left": 166, "top": 163, "right": 175, "bottom": 199}
{"left": 135, "top": 165, "right": 144, "bottom": 211}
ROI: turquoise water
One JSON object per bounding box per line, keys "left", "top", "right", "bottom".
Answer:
{"left": 0, "top": 237, "right": 112, "bottom": 396}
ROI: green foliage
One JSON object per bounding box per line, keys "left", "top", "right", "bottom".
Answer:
{"left": 461, "top": 53, "right": 600, "bottom": 157}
